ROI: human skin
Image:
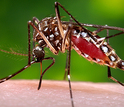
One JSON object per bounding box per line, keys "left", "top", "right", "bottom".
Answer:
{"left": 0, "top": 80, "right": 124, "bottom": 107}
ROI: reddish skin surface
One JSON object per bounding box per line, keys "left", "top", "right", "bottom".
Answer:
{"left": 72, "top": 36, "right": 109, "bottom": 61}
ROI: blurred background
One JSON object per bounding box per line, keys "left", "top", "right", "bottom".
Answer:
{"left": 0, "top": 0, "right": 124, "bottom": 83}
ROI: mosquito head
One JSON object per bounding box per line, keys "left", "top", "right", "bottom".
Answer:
{"left": 33, "top": 46, "right": 45, "bottom": 62}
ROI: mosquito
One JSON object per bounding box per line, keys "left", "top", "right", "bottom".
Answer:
{"left": 0, "top": 2, "right": 124, "bottom": 107}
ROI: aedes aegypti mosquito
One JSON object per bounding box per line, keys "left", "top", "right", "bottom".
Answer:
{"left": 0, "top": 2, "right": 124, "bottom": 107}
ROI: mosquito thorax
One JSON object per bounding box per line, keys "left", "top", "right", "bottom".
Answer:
{"left": 33, "top": 17, "right": 69, "bottom": 54}
{"left": 32, "top": 46, "right": 45, "bottom": 61}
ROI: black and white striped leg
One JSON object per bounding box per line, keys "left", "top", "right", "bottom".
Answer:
{"left": 64, "top": 21, "right": 74, "bottom": 107}
{"left": 67, "top": 28, "right": 74, "bottom": 107}
{"left": 0, "top": 61, "right": 36, "bottom": 83}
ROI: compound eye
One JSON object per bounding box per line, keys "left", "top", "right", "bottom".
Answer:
{"left": 33, "top": 46, "right": 45, "bottom": 60}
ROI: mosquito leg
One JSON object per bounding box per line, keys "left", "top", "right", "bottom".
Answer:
{"left": 55, "top": 2, "right": 84, "bottom": 28}
{"left": 38, "top": 57, "right": 55, "bottom": 90}
{"left": 55, "top": 2, "right": 64, "bottom": 39}
{"left": 105, "top": 31, "right": 124, "bottom": 40}
{"left": 64, "top": 50, "right": 69, "bottom": 80}
{"left": 55, "top": 1, "right": 66, "bottom": 53}
{"left": 106, "top": 28, "right": 112, "bottom": 84}
{"left": 67, "top": 25, "right": 74, "bottom": 107}
{"left": 28, "top": 22, "right": 31, "bottom": 65}
{"left": 93, "top": 25, "right": 124, "bottom": 41}
{"left": 32, "top": 17, "right": 40, "bottom": 61}
{"left": 93, "top": 28, "right": 105, "bottom": 34}
{"left": 60, "top": 17, "right": 74, "bottom": 105}
{"left": 60, "top": 18, "right": 74, "bottom": 106}
{"left": 40, "top": 62, "right": 42, "bottom": 77}
{"left": 0, "top": 61, "right": 36, "bottom": 83}
{"left": 61, "top": 21, "right": 124, "bottom": 32}
{"left": 32, "top": 19, "right": 35, "bottom": 61}
{"left": 92, "top": 25, "right": 124, "bottom": 40}
{"left": 33, "top": 17, "right": 40, "bottom": 24}
{"left": 63, "top": 19, "right": 73, "bottom": 80}
{"left": 108, "top": 67, "right": 124, "bottom": 86}
{"left": 106, "top": 28, "right": 109, "bottom": 43}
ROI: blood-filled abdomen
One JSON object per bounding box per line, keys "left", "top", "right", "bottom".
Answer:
{"left": 71, "top": 35, "right": 108, "bottom": 61}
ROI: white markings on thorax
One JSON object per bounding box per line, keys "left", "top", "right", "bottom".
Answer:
{"left": 44, "top": 27, "right": 48, "bottom": 32}
{"left": 55, "top": 31, "right": 59, "bottom": 36}
{"left": 55, "top": 27, "right": 57, "bottom": 31}
{"left": 50, "top": 34, "right": 54, "bottom": 38}
{"left": 54, "top": 27, "right": 59, "bottom": 36}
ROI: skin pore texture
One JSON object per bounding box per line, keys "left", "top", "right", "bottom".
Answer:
{"left": 0, "top": 80, "right": 124, "bottom": 107}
